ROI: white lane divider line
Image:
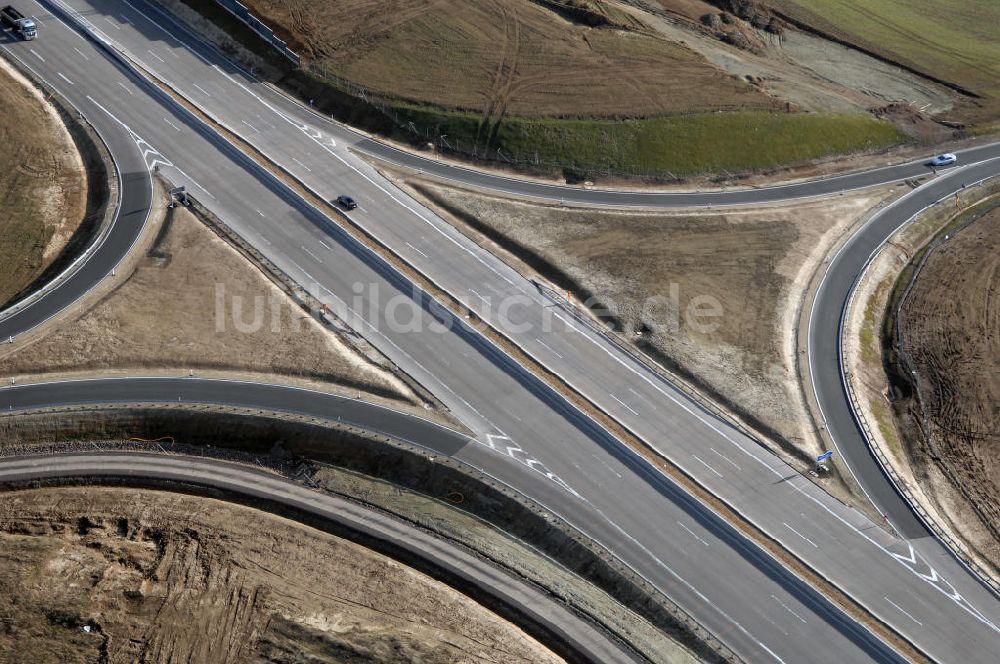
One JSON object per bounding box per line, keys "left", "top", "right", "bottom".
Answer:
{"left": 884, "top": 596, "right": 922, "bottom": 625}
{"left": 535, "top": 337, "right": 564, "bottom": 359}
{"left": 691, "top": 454, "right": 723, "bottom": 478}
{"left": 103, "top": 16, "right": 119, "bottom": 29}
{"left": 192, "top": 82, "right": 211, "bottom": 97}
{"left": 147, "top": 49, "right": 164, "bottom": 63}
{"left": 72, "top": 47, "right": 89, "bottom": 61}
{"left": 119, "top": 15, "right": 133, "bottom": 26}
{"left": 771, "top": 595, "right": 807, "bottom": 624}
{"left": 116, "top": 81, "right": 133, "bottom": 95}
{"left": 241, "top": 120, "right": 259, "bottom": 133}
{"left": 301, "top": 246, "right": 322, "bottom": 263}
{"left": 291, "top": 156, "right": 312, "bottom": 172}
{"left": 468, "top": 288, "right": 489, "bottom": 305}
{"left": 677, "top": 521, "right": 709, "bottom": 547}
{"left": 626, "top": 386, "right": 656, "bottom": 410}
{"left": 318, "top": 240, "right": 332, "bottom": 251}
{"left": 609, "top": 393, "right": 638, "bottom": 416}
{"left": 782, "top": 522, "right": 818, "bottom": 548}
{"left": 29, "top": 49, "right": 44, "bottom": 62}
{"left": 56, "top": 72, "right": 73, "bottom": 85}
{"left": 710, "top": 447, "right": 741, "bottom": 471}
{"left": 405, "top": 242, "right": 428, "bottom": 258}
{"left": 163, "top": 117, "right": 180, "bottom": 132}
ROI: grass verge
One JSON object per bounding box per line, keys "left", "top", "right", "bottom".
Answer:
{"left": 390, "top": 104, "right": 908, "bottom": 177}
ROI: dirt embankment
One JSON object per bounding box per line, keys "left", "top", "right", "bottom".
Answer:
{"left": 892, "top": 203, "right": 1000, "bottom": 570}
{"left": 0, "top": 61, "right": 90, "bottom": 309}
{"left": 397, "top": 173, "right": 899, "bottom": 484}
{"left": 0, "top": 486, "right": 564, "bottom": 664}
{"left": 0, "top": 200, "right": 434, "bottom": 419}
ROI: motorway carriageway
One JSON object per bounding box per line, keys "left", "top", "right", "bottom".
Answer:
{"left": 1, "top": 0, "right": 999, "bottom": 661}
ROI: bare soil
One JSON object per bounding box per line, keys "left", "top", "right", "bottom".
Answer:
{"left": 397, "top": 171, "right": 900, "bottom": 473}
{"left": 0, "top": 486, "right": 563, "bottom": 664}
{"left": 641, "top": 0, "right": 959, "bottom": 121}
{"left": 0, "top": 60, "right": 87, "bottom": 308}
{"left": 895, "top": 204, "right": 1000, "bottom": 569}
{"left": 0, "top": 203, "right": 423, "bottom": 413}
{"left": 235, "top": 0, "right": 781, "bottom": 118}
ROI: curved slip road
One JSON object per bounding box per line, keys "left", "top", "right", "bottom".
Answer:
{"left": 0, "top": 450, "right": 640, "bottom": 664}
{"left": 809, "top": 159, "right": 1000, "bottom": 536}
{"left": 1, "top": 0, "right": 999, "bottom": 661}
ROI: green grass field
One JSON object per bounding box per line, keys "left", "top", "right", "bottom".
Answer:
{"left": 777, "top": 0, "right": 1000, "bottom": 99}
{"left": 394, "top": 105, "right": 907, "bottom": 177}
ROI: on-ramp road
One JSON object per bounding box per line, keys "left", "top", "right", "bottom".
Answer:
{"left": 1, "top": 0, "right": 998, "bottom": 661}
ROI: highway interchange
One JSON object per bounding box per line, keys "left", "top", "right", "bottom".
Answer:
{"left": 1, "top": 0, "right": 999, "bottom": 661}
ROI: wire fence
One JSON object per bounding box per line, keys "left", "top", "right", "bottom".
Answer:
{"left": 211, "top": 0, "right": 299, "bottom": 64}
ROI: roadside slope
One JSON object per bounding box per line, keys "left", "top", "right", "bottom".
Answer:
{"left": 0, "top": 60, "right": 88, "bottom": 309}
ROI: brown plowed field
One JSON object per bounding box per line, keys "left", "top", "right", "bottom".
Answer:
{"left": 0, "top": 487, "right": 563, "bottom": 664}
{"left": 896, "top": 204, "right": 1000, "bottom": 567}
{"left": 240, "top": 0, "right": 780, "bottom": 117}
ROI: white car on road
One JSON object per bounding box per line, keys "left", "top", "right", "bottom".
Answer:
{"left": 930, "top": 153, "right": 957, "bottom": 167}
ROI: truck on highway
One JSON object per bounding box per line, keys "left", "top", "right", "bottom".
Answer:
{"left": 1, "top": 6, "right": 37, "bottom": 40}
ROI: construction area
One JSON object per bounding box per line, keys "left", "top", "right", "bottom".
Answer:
{"left": 0, "top": 486, "right": 563, "bottom": 664}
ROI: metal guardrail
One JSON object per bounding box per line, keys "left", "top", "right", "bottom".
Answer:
{"left": 839, "top": 178, "right": 1000, "bottom": 596}
{"left": 212, "top": 0, "right": 299, "bottom": 64}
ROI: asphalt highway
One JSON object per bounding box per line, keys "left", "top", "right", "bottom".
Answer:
{"left": 810, "top": 158, "right": 1000, "bottom": 538}
{"left": 1, "top": 0, "right": 998, "bottom": 661}
{"left": 0, "top": 451, "right": 641, "bottom": 664}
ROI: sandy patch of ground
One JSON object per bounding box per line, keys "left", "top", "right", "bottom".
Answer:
{"left": 395, "top": 170, "right": 900, "bottom": 476}
{"left": 0, "top": 202, "right": 429, "bottom": 416}
{"left": 635, "top": 0, "right": 959, "bottom": 120}
{"left": 0, "top": 486, "right": 563, "bottom": 664}
{"left": 845, "top": 181, "right": 1000, "bottom": 583}
{"left": 0, "top": 59, "right": 87, "bottom": 308}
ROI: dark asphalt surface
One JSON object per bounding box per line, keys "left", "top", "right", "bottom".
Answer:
{"left": 810, "top": 158, "right": 1000, "bottom": 538}
{"left": 0, "top": 377, "right": 472, "bottom": 456}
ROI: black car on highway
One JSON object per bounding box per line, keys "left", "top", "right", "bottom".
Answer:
{"left": 335, "top": 195, "right": 358, "bottom": 210}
